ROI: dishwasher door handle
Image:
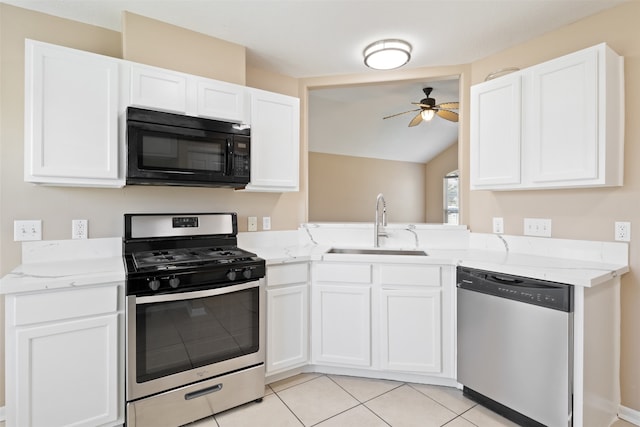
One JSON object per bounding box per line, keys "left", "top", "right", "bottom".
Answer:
{"left": 488, "top": 274, "right": 524, "bottom": 285}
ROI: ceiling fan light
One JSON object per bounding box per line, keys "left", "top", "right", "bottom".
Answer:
{"left": 421, "top": 109, "right": 435, "bottom": 121}
{"left": 363, "top": 39, "right": 411, "bottom": 70}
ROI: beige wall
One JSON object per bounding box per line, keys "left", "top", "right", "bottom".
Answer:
{"left": 465, "top": 1, "right": 640, "bottom": 412}
{"left": 425, "top": 143, "right": 458, "bottom": 223}
{"left": 309, "top": 152, "right": 426, "bottom": 223}
{"left": 122, "top": 11, "right": 246, "bottom": 85}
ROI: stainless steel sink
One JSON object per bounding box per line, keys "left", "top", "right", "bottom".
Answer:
{"left": 327, "top": 248, "right": 428, "bottom": 256}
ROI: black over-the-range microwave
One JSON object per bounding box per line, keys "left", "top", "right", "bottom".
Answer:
{"left": 126, "top": 107, "right": 251, "bottom": 188}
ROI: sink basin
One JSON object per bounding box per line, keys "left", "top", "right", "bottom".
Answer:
{"left": 327, "top": 248, "right": 428, "bottom": 256}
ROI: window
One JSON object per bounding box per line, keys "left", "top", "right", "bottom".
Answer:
{"left": 443, "top": 170, "right": 459, "bottom": 225}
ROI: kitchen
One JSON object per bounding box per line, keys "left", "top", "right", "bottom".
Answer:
{"left": 0, "top": 1, "right": 639, "bottom": 427}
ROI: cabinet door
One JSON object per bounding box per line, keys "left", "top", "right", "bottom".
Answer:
{"left": 380, "top": 289, "right": 441, "bottom": 373}
{"left": 529, "top": 48, "right": 598, "bottom": 184}
{"left": 196, "top": 78, "right": 247, "bottom": 123}
{"left": 24, "top": 40, "right": 122, "bottom": 187}
{"left": 312, "top": 284, "right": 371, "bottom": 367}
{"left": 266, "top": 284, "right": 309, "bottom": 374}
{"left": 129, "top": 64, "right": 189, "bottom": 113}
{"left": 244, "top": 89, "right": 300, "bottom": 192}
{"left": 14, "top": 314, "right": 119, "bottom": 427}
{"left": 470, "top": 73, "right": 522, "bottom": 189}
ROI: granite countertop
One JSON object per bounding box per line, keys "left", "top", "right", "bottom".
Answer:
{"left": 0, "top": 237, "right": 125, "bottom": 295}
{"left": 0, "top": 230, "right": 629, "bottom": 294}
{"left": 253, "top": 245, "right": 627, "bottom": 287}
{"left": 0, "top": 256, "right": 125, "bottom": 294}
{"left": 245, "top": 228, "right": 629, "bottom": 288}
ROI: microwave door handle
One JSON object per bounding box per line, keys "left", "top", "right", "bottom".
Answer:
{"left": 225, "top": 138, "right": 233, "bottom": 176}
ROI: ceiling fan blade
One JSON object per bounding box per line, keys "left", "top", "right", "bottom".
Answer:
{"left": 435, "top": 109, "right": 459, "bottom": 122}
{"left": 383, "top": 108, "right": 421, "bottom": 120}
{"left": 408, "top": 112, "right": 423, "bottom": 127}
{"left": 411, "top": 103, "right": 432, "bottom": 108}
{"left": 436, "top": 102, "right": 459, "bottom": 110}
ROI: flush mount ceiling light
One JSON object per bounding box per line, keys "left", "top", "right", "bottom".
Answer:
{"left": 363, "top": 39, "right": 412, "bottom": 70}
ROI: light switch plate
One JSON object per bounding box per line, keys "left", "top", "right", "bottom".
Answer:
{"left": 14, "top": 220, "right": 42, "bottom": 241}
{"left": 262, "top": 216, "right": 271, "bottom": 230}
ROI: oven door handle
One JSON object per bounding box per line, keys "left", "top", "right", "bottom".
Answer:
{"left": 135, "top": 280, "right": 259, "bottom": 304}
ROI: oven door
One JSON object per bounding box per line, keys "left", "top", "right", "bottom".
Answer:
{"left": 126, "top": 279, "right": 264, "bottom": 402}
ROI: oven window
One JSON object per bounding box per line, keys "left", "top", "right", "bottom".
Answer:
{"left": 136, "top": 287, "right": 259, "bottom": 383}
{"left": 139, "top": 132, "right": 226, "bottom": 173}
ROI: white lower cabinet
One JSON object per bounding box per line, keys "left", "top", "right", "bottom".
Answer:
{"left": 311, "top": 261, "right": 454, "bottom": 379}
{"left": 380, "top": 288, "right": 441, "bottom": 373}
{"left": 266, "top": 262, "right": 309, "bottom": 376}
{"left": 312, "top": 284, "right": 372, "bottom": 367}
{"left": 5, "top": 284, "right": 123, "bottom": 427}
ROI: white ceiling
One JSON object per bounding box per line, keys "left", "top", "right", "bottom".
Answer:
{"left": 5, "top": 0, "right": 626, "bottom": 163}
{"left": 3, "top": 0, "right": 626, "bottom": 78}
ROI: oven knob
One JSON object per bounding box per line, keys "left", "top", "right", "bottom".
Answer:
{"left": 243, "top": 269, "right": 252, "bottom": 279}
{"left": 226, "top": 270, "right": 237, "bottom": 281}
{"left": 169, "top": 277, "right": 180, "bottom": 288}
{"left": 148, "top": 278, "right": 161, "bottom": 291}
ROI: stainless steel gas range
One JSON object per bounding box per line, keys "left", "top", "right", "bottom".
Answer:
{"left": 123, "top": 213, "right": 266, "bottom": 427}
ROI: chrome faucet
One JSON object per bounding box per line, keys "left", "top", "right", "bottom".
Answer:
{"left": 374, "top": 193, "right": 388, "bottom": 247}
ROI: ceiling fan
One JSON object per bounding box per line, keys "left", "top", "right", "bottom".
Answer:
{"left": 383, "top": 87, "right": 459, "bottom": 126}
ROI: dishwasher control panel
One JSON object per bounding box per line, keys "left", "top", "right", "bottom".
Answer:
{"left": 457, "top": 266, "right": 572, "bottom": 312}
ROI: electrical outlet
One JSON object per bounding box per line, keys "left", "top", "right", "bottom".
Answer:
{"left": 72, "top": 219, "right": 88, "bottom": 239}
{"left": 524, "top": 218, "right": 552, "bottom": 237}
{"left": 14, "top": 220, "right": 42, "bottom": 241}
{"left": 492, "top": 217, "right": 504, "bottom": 234}
{"left": 615, "top": 221, "right": 631, "bottom": 242}
{"left": 262, "top": 216, "right": 271, "bottom": 230}
{"left": 248, "top": 216, "right": 258, "bottom": 232}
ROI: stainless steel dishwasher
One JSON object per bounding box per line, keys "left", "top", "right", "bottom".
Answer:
{"left": 457, "top": 266, "right": 573, "bottom": 427}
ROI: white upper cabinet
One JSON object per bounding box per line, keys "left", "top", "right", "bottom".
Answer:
{"left": 127, "top": 63, "right": 247, "bottom": 123}
{"left": 470, "top": 73, "right": 522, "bottom": 188}
{"left": 24, "top": 40, "right": 124, "bottom": 187}
{"left": 128, "top": 64, "right": 189, "bottom": 114}
{"left": 24, "top": 40, "right": 298, "bottom": 190}
{"left": 470, "top": 43, "right": 624, "bottom": 190}
{"left": 196, "top": 78, "right": 247, "bottom": 123}
{"left": 243, "top": 88, "right": 300, "bottom": 192}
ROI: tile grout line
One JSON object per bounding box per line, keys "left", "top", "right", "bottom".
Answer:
{"left": 268, "top": 374, "right": 485, "bottom": 427}
{"left": 322, "top": 375, "right": 395, "bottom": 426}
{"left": 271, "top": 383, "right": 307, "bottom": 426}
{"left": 268, "top": 373, "right": 323, "bottom": 394}
{"left": 406, "top": 382, "right": 470, "bottom": 420}
{"left": 326, "top": 374, "right": 406, "bottom": 404}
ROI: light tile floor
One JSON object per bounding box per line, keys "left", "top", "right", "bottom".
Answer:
{"left": 0, "top": 375, "right": 635, "bottom": 427}
{"left": 186, "top": 373, "right": 638, "bottom": 427}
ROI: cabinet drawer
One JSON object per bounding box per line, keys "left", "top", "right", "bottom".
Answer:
{"left": 380, "top": 264, "right": 441, "bottom": 286}
{"left": 314, "top": 263, "right": 372, "bottom": 284}
{"left": 12, "top": 285, "right": 118, "bottom": 326}
{"left": 267, "top": 263, "right": 308, "bottom": 287}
